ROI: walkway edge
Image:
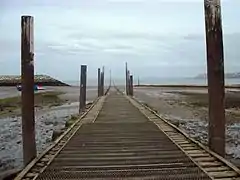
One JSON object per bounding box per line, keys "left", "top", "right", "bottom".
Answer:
{"left": 125, "top": 95, "right": 213, "bottom": 179}
{"left": 128, "top": 94, "right": 240, "bottom": 177}
{"left": 14, "top": 95, "right": 106, "bottom": 180}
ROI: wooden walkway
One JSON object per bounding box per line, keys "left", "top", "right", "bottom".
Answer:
{"left": 15, "top": 88, "right": 240, "bottom": 180}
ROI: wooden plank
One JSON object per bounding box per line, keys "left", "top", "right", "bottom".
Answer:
{"left": 208, "top": 171, "right": 238, "bottom": 178}
{"left": 199, "top": 161, "right": 223, "bottom": 167}
{"left": 194, "top": 157, "right": 216, "bottom": 162}
{"left": 205, "top": 166, "right": 230, "bottom": 172}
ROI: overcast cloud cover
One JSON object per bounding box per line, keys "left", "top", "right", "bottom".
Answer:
{"left": 0, "top": 0, "right": 239, "bottom": 81}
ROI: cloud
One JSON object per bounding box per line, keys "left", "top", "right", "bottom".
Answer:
{"left": 0, "top": 0, "right": 240, "bottom": 80}
{"left": 65, "top": 31, "right": 191, "bottom": 56}
{"left": 0, "top": 0, "right": 229, "bottom": 8}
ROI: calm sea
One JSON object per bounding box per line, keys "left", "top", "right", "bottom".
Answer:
{"left": 64, "top": 77, "right": 240, "bottom": 86}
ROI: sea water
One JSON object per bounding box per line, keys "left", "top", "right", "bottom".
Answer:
{"left": 64, "top": 77, "right": 240, "bottom": 86}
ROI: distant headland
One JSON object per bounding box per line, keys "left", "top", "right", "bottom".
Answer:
{"left": 0, "top": 75, "right": 69, "bottom": 86}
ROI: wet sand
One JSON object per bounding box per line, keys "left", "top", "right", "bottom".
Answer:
{"left": 134, "top": 86, "right": 240, "bottom": 167}
{"left": 0, "top": 86, "right": 98, "bottom": 178}
{"left": 0, "top": 87, "right": 21, "bottom": 99}
{"left": 0, "top": 86, "right": 98, "bottom": 100}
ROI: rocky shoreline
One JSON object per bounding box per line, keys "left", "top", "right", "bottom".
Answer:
{"left": 0, "top": 75, "right": 69, "bottom": 86}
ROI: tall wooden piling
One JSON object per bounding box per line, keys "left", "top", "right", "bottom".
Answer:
{"left": 21, "top": 15, "right": 37, "bottom": 165}
{"left": 101, "top": 67, "right": 105, "bottom": 95}
{"left": 129, "top": 75, "right": 133, "bottom": 96}
{"left": 204, "top": 0, "right": 225, "bottom": 156}
{"left": 79, "top": 65, "right": 87, "bottom": 112}
{"left": 100, "top": 72, "right": 104, "bottom": 96}
{"left": 127, "top": 70, "right": 130, "bottom": 96}
{"left": 98, "top": 68, "right": 101, "bottom": 97}
{"left": 125, "top": 62, "right": 129, "bottom": 95}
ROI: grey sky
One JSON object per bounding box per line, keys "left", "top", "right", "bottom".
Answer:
{"left": 0, "top": 0, "right": 239, "bottom": 81}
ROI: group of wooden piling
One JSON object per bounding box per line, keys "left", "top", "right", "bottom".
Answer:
{"left": 125, "top": 62, "right": 134, "bottom": 96}
{"left": 98, "top": 67, "right": 105, "bottom": 97}
{"left": 79, "top": 65, "right": 106, "bottom": 113}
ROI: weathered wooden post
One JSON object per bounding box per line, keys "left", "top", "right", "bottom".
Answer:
{"left": 98, "top": 68, "right": 101, "bottom": 97}
{"left": 127, "top": 70, "right": 130, "bottom": 96}
{"left": 101, "top": 66, "right": 105, "bottom": 95}
{"left": 79, "top": 65, "right": 87, "bottom": 112}
{"left": 129, "top": 75, "right": 133, "bottom": 96}
{"left": 100, "top": 72, "right": 104, "bottom": 96}
{"left": 204, "top": 0, "right": 225, "bottom": 156}
{"left": 125, "top": 62, "right": 129, "bottom": 95}
{"left": 21, "top": 15, "right": 37, "bottom": 165}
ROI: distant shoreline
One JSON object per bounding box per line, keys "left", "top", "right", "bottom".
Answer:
{"left": 195, "top": 72, "right": 240, "bottom": 79}
{"left": 135, "top": 84, "right": 240, "bottom": 88}
{"left": 0, "top": 75, "right": 70, "bottom": 87}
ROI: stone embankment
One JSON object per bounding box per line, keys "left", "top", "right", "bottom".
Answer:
{"left": 0, "top": 75, "right": 69, "bottom": 86}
